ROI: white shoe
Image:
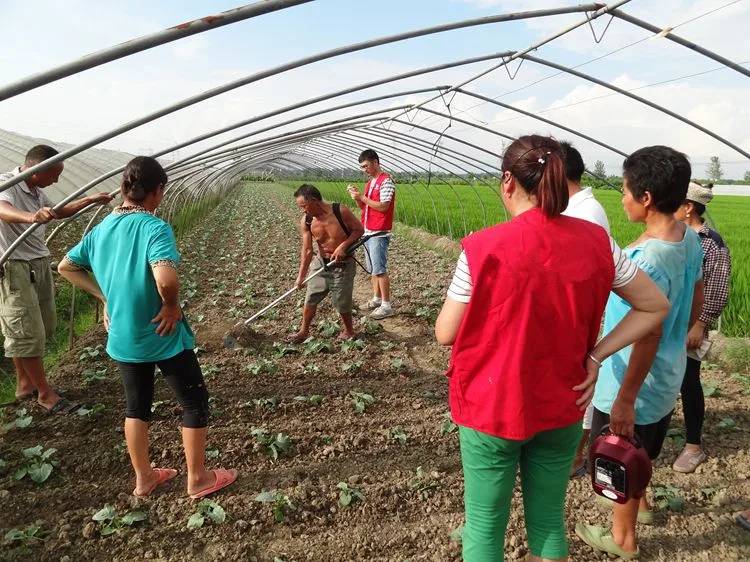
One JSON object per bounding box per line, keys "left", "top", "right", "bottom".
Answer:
{"left": 370, "top": 304, "right": 394, "bottom": 320}
{"left": 364, "top": 298, "right": 382, "bottom": 310}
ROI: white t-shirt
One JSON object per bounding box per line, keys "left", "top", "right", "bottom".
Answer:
{"left": 562, "top": 187, "right": 610, "bottom": 234}
{"left": 447, "top": 237, "right": 638, "bottom": 303}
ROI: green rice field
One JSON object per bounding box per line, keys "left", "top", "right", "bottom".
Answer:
{"left": 280, "top": 179, "right": 750, "bottom": 337}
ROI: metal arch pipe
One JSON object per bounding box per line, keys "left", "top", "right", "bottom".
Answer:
{"left": 521, "top": 54, "right": 750, "bottom": 160}
{"left": 454, "top": 88, "right": 629, "bottom": 157}
{"left": 166, "top": 86, "right": 452, "bottom": 172}
{"left": 0, "top": 0, "right": 314, "bottom": 101}
{"left": 610, "top": 9, "right": 750, "bottom": 80}
{"left": 161, "top": 52, "right": 518, "bottom": 171}
{"left": 378, "top": 0, "right": 633, "bottom": 129}
{"left": 1, "top": 114, "right": 395, "bottom": 266}
{"left": 1, "top": 5, "right": 604, "bottom": 193}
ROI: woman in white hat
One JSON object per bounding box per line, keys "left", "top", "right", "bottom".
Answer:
{"left": 672, "top": 181, "right": 732, "bottom": 473}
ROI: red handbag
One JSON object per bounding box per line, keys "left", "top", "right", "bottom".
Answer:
{"left": 589, "top": 425, "right": 652, "bottom": 503}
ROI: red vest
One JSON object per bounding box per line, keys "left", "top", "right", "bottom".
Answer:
{"left": 448, "top": 209, "right": 615, "bottom": 440}
{"left": 362, "top": 172, "right": 395, "bottom": 231}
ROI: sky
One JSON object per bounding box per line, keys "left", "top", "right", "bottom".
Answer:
{"left": 0, "top": 0, "right": 748, "bottom": 178}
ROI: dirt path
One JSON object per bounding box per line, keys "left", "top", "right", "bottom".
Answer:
{"left": 1, "top": 183, "right": 749, "bottom": 561}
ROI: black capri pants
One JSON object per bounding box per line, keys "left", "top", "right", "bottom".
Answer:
{"left": 117, "top": 349, "right": 209, "bottom": 428}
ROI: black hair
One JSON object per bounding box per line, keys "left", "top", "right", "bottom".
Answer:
{"left": 501, "top": 134, "right": 568, "bottom": 217}
{"left": 121, "top": 156, "right": 167, "bottom": 203}
{"left": 559, "top": 141, "right": 585, "bottom": 182}
{"left": 293, "top": 183, "right": 322, "bottom": 201}
{"left": 622, "top": 145, "right": 691, "bottom": 214}
{"left": 690, "top": 201, "right": 707, "bottom": 216}
{"left": 358, "top": 149, "right": 379, "bottom": 164}
{"left": 25, "top": 145, "right": 59, "bottom": 166}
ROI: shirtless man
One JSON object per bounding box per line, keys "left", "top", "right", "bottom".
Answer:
{"left": 287, "top": 184, "right": 363, "bottom": 343}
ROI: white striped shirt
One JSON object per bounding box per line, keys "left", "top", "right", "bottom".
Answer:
{"left": 447, "top": 236, "right": 638, "bottom": 303}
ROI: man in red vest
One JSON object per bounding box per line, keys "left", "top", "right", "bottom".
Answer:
{"left": 347, "top": 149, "right": 396, "bottom": 320}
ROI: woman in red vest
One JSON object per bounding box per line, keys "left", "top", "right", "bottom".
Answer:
{"left": 436, "top": 135, "right": 670, "bottom": 561}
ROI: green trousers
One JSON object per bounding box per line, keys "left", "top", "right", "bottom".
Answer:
{"left": 459, "top": 422, "right": 582, "bottom": 561}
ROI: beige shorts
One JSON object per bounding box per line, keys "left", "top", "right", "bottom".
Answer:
{"left": 305, "top": 256, "right": 356, "bottom": 314}
{"left": 0, "top": 257, "right": 56, "bottom": 357}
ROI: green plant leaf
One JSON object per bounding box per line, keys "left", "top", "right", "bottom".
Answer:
{"left": 255, "top": 491, "right": 278, "bottom": 503}
{"left": 207, "top": 503, "right": 226, "bottom": 524}
{"left": 29, "top": 463, "right": 53, "bottom": 484}
{"left": 92, "top": 505, "right": 118, "bottom": 522}
{"left": 22, "top": 445, "right": 43, "bottom": 458}
{"left": 187, "top": 512, "right": 205, "bottom": 530}
{"left": 120, "top": 511, "right": 147, "bottom": 525}
{"left": 13, "top": 468, "right": 27, "bottom": 480}
{"left": 4, "top": 529, "right": 26, "bottom": 542}
{"left": 100, "top": 525, "right": 118, "bottom": 537}
{"left": 41, "top": 448, "right": 57, "bottom": 460}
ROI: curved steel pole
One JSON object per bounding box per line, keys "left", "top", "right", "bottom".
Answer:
{"left": 1, "top": 4, "right": 602, "bottom": 193}
{"left": 0, "top": 1, "right": 313, "bottom": 101}
{"left": 522, "top": 54, "right": 750, "bottom": 159}
{"left": 611, "top": 9, "right": 750, "bottom": 79}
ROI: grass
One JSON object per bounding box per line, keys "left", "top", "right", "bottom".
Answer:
{"left": 279, "top": 179, "right": 750, "bottom": 336}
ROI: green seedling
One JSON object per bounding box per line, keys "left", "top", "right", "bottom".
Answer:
{"left": 251, "top": 427, "right": 293, "bottom": 460}
{"left": 342, "top": 360, "right": 364, "bottom": 374}
{"left": 293, "top": 395, "right": 324, "bottom": 405}
{"left": 208, "top": 396, "right": 222, "bottom": 418}
{"left": 92, "top": 505, "right": 147, "bottom": 536}
{"left": 303, "top": 338, "right": 333, "bottom": 355}
{"left": 701, "top": 382, "right": 721, "bottom": 397}
{"left": 317, "top": 319, "right": 340, "bottom": 338}
{"left": 422, "top": 391, "right": 438, "bottom": 401}
{"left": 415, "top": 306, "right": 437, "bottom": 324}
{"left": 379, "top": 340, "right": 397, "bottom": 351}
{"left": 337, "top": 482, "right": 365, "bottom": 507}
{"left": 206, "top": 448, "right": 220, "bottom": 459}
{"left": 410, "top": 466, "right": 441, "bottom": 500}
{"left": 77, "top": 403, "right": 106, "bottom": 418}
{"left": 4, "top": 525, "right": 49, "bottom": 555}
{"left": 79, "top": 344, "right": 105, "bottom": 361}
{"left": 717, "top": 417, "right": 739, "bottom": 430}
{"left": 358, "top": 316, "right": 383, "bottom": 334}
{"left": 440, "top": 412, "right": 457, "bottom": 435}
{"left": 82, "top": 367, "right": 108, "bottom": 385}
{"left": 653, "top": 485, "right": 684, "bottom": 512}
{"left": 666, "top": 428, "right": 685, "bottom": 448}
{"left": 151, "top": 400, "right": 165, "bottom": 414}
{"left": 339, "top": 338, "right": 366, "bottom": 353}
{"left": 730, "top": 372, "right": 750, "bottom": 395}
{"left": 252, "top": 396, "right": 280, "bottom": 409}
{"left": 254, "top": 491, "right": 293, "bottom": 523}
{"left": 14, "top": 446, "right": 58, "bottom": 484}
{"left": 391, "top": 358, "right": 407, "bottom": 373}
{"left": 304, "top": 363, "right": 321, "bottom": 374}
{"left": 187, "top": 499, "right": 226, "bottom": 530}
{"left": 350, "top": 391, "right": 375, "bottom": 413}
{"left": 202, "top": 365, "right": 221, "bottom": 379}
{"left": 387, "top": 426, "right": 408, "bottom": 445}
{"left": 248, "top": 359, "right": 278, "bottom": 375}
{"left": 2, "top": 408, "right": 32, "bottom": 431}
{"left": 113, "top": 440, "right": 127, "bottom": 455}
{"left": 450, "top": 525, "right": 464, "bottom": 544}
{"left": 273, "top": 342, "right": 298, "bottom": 358}
{"left": 318, "top": 435, "right": 333, "bottom": 445}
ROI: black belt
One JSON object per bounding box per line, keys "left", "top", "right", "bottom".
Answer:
{"left": 321, "top": 256, "right": 351, "bottom": 269}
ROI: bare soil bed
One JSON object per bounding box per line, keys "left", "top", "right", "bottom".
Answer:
{"left": 1, "top": 183, "right": 749, "bottom": 561}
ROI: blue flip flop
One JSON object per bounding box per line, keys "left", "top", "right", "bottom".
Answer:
{"left": 570, "top": 460, "right": 588, "bottom": 479}
{"left": 737, "top": 513, "right": 750, "bottom": 531}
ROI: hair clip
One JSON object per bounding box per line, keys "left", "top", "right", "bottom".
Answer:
{"left": 537, "top": 151, "right": 552, "bottom": 165}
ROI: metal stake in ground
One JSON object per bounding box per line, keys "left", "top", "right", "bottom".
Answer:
{"left": 223, "top": 231, "right": 389, "bottom": 349}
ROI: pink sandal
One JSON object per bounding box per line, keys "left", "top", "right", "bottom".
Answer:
{"left": 189, "top": 468, "right": 238, "bottom": 499}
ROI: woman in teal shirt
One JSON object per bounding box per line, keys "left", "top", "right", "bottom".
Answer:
{"left": 59, "top": 156, "right": 237, "bottom": 499}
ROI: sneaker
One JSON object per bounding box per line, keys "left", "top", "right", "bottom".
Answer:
{"left": 370, "top": 304, "right": 394, "bottom": 320}
{"left": 575, "top": 523, "right": 639, "bottom": 559}
{"left": 672, "top": 448, "right": 707, "bottom": 473}
{"left": 364, "top": 298, "right": 382, "bottom": 310}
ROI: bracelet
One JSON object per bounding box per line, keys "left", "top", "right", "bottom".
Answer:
{"left": 588, "top": 353, "right": 603, "bottom": 367}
